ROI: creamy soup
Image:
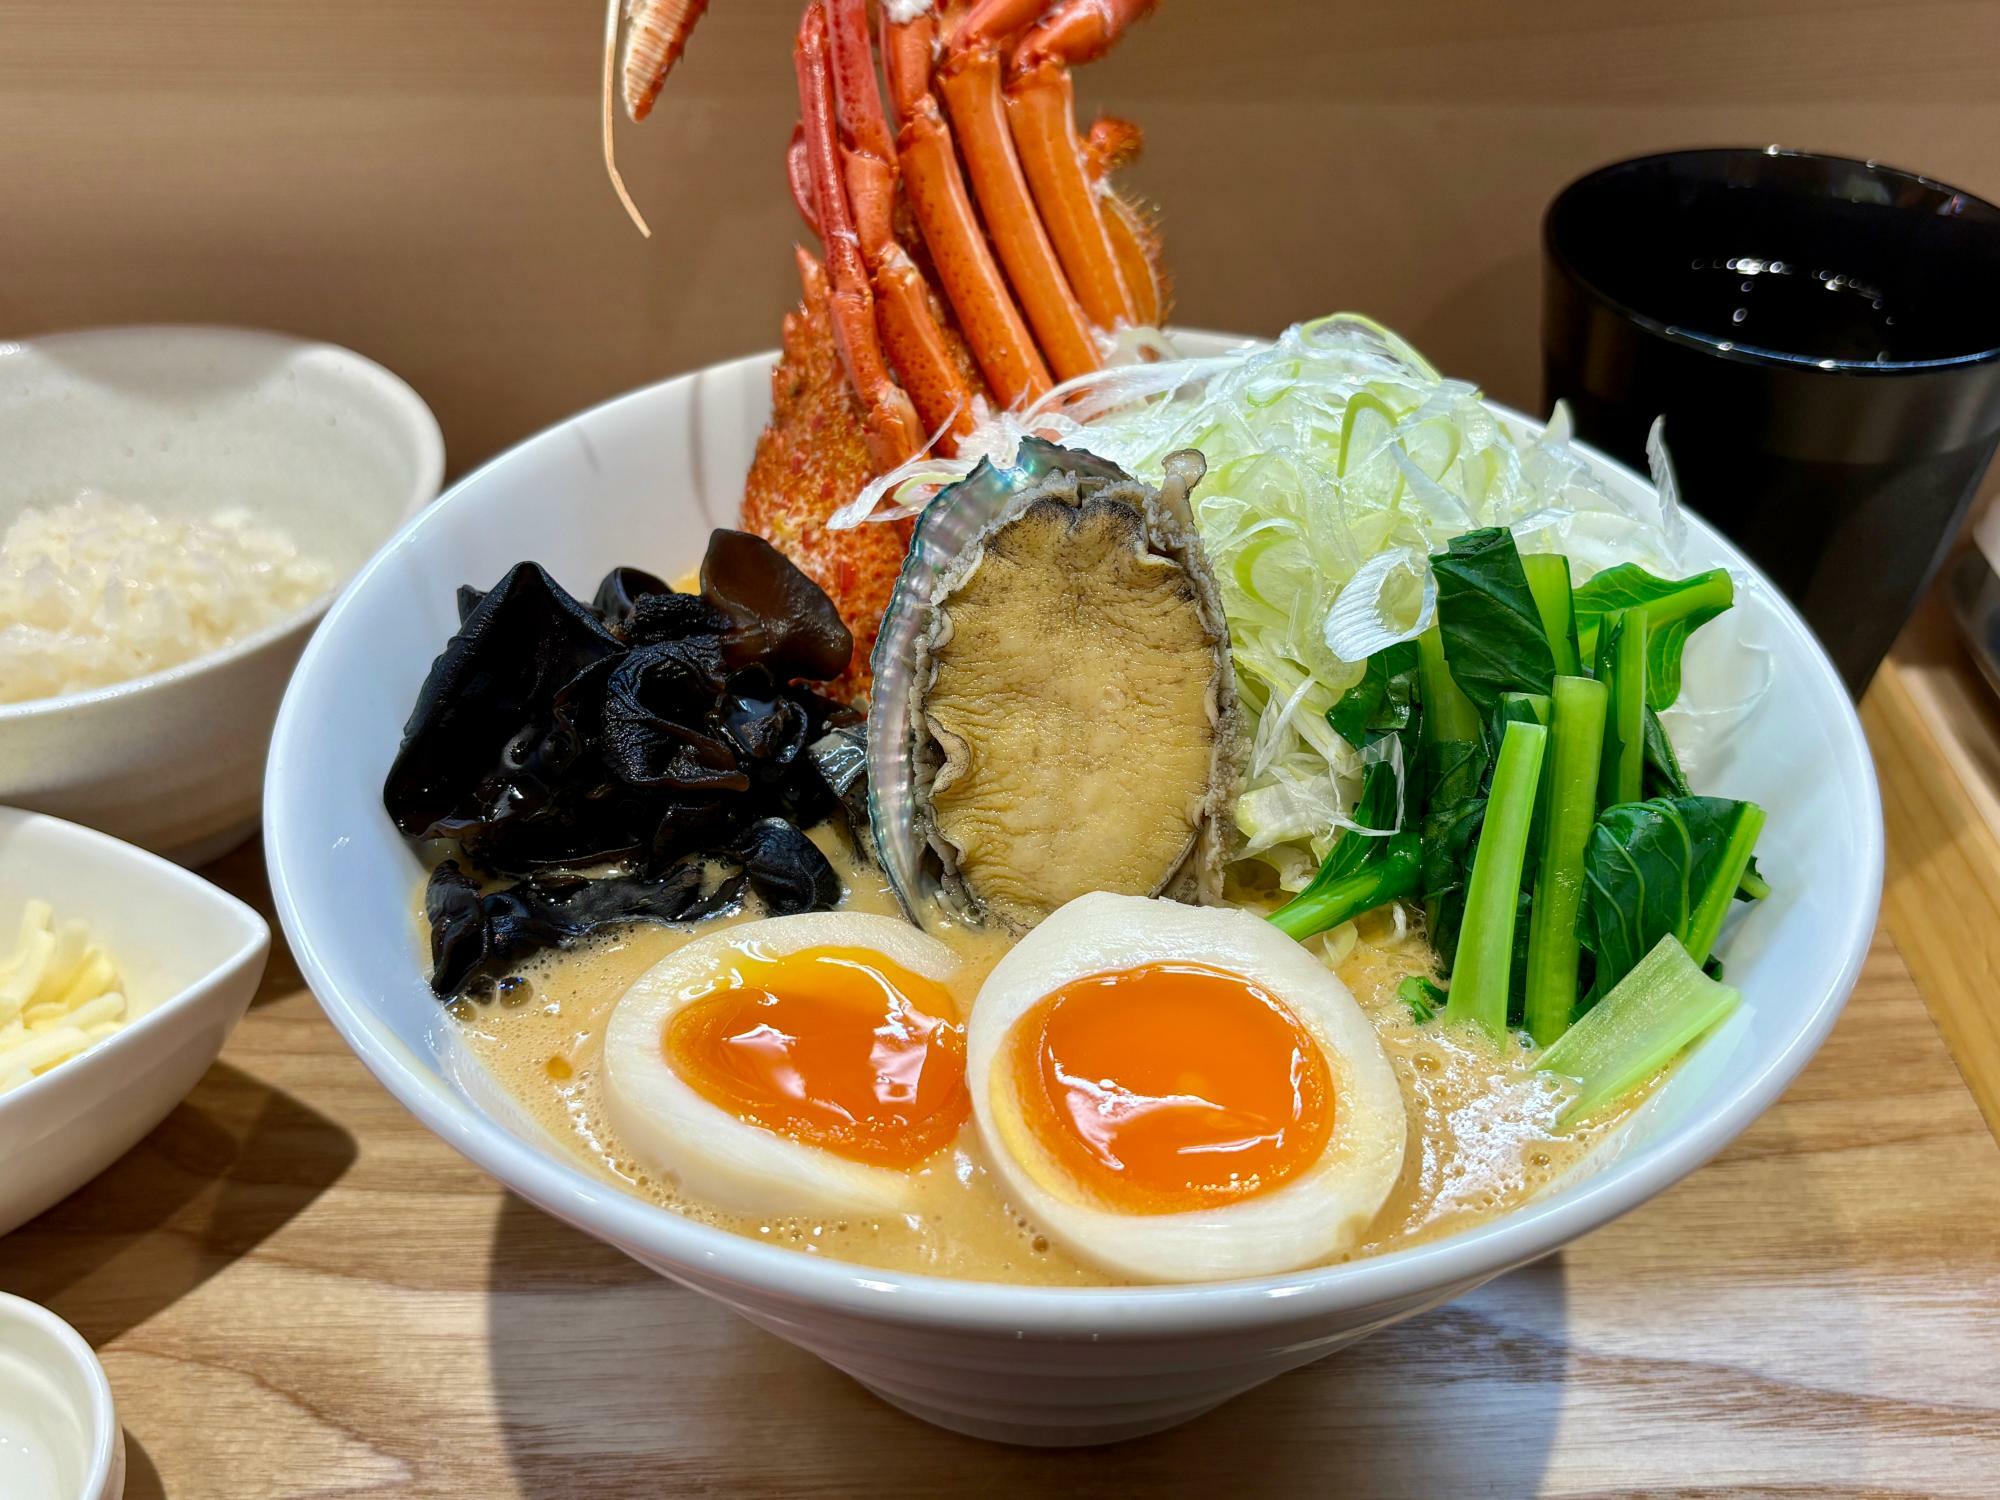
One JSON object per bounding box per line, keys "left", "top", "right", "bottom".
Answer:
{"left": 444, "top": 830, "right": 1634, "bottom": 1286}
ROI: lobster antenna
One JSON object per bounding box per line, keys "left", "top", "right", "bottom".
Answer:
{"left": 602, "top": 0, "right": 654, "bottom": 237}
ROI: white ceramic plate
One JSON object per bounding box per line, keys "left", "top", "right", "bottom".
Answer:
{"left": 0, "top": 808, "right": 269, "bottom": 1238}
{"left": 0, "top": 326, "right": 443, "bottom": 863}
{"left": 265, "top": 337, "right": 1881, "bottom": 1447}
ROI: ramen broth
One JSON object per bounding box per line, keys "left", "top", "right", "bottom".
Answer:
{"left": 446, "top": 831, "right": 1634, "bottom": 1285}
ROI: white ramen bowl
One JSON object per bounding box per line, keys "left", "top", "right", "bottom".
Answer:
{"left": 0, "top": 326, "right": 443, "bottom": 864}
{"left": 265, "top": 336, "right": 1882, "bottom": 1447}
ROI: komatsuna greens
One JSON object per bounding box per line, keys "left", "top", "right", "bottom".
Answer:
{"left": 1273, "top": 524, "right": 1765, "bottom": 1115}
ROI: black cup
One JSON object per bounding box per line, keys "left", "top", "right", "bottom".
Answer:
{"left": 1543, "top": 148, "right": 2000, "bottom": 694}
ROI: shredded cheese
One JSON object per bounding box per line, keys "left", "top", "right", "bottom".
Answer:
{"left": 0, "top": 900, "right": 128, "bottom": 1095}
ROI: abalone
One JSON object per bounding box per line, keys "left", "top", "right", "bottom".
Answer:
{"left": 867, "top": 440, "right": 1240, "bottom": 933}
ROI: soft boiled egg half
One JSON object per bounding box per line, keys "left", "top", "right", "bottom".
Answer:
{"left": 602, "top": 912, "right": 968, "bottom": 1217}
{"left": 968, "top": 893, "right": 1408, "bottom": 1283}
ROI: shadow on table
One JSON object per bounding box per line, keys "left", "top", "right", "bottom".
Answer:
{"left": 0, "top": 1062, "right": 356, "bottom": 1346}
{"left": 121, "top": 1430, "right": 166, "bottom": 1500}
{"left": 484, "top": 1194, "right": 1569, "bottom": 1496}
{"left": 200, "top": 836, "right": 304, "bottom": 1011}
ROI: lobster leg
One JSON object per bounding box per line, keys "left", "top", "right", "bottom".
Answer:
{"left": 1080, "top": 116, "right": 1162, "bottom": 325}
{"left": 952, "top": 0, "right": 1161, "bottom": 337}
{"left": 795, "top": 3, "right": 924, "bottom": 470}
{"left": 824, "top": 0, "right": 980, "bottom": 446}
{"left": 950, "top": 0, "right": 1047, "bottom": 49}
{"left": 1003, "top": 61, "right": 1135, "bottom": 329}
{"left": 824, "top": 0, "right": 894, "bottom": 163}
{"left": 1011, "top": 0, "right": 1160, "bottom": 69}
{"left": 1099, "top": 192, "right": 1163, "bottom": 328}
{"left": 621, "top": 0, "right": 714, "bottom": 121}
{"left": 888, "top": 12, "right": 1053, "bottom": 409}
{"left": 787, "top": 124, "right": 818, "bottom": 233}
{"left": 937, "top": 46, "right": 1100, "bottom": 382}
{"left": 879, "top": 4, "right": 935, "bottom": 138}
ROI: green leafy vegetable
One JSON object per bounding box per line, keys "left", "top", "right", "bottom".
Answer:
{"left": 1329, "top": 759, "right": 1401, "bottom": 879}
{"left": 1641, "top": 706, "right": 1691, "bottom": 799}
{"left": 1537, "top": 934, "right": 1740, "bottom": 1121}
{"left": 1524, "top": 675, "right": 1609, "bottom": 1046}
{"left": 1327, "top": 640, "right": 1418, "bottom": 751}
{"left": 1398, "top": 975, "right": 1446, "bottom": 1023}
{"left": 1432, "top": 528, "right": 1557, "bottom": 714}
{"left": 1521, "top": 553, "right": 1581, "bottom": 677}
{"left": 1641, "top": 706, "right": 1769, "bottom": 904}
{"left": 1420, "top": 797, "right": 1484, "bottom": 969}
{"left": 1265, "top": 840, "right": 1420, "bottom": 942}
{"left": 1684, "top": 802, "right": 1767, "bottom": 965}
{"left": 1415, "top": 625, "right": 1489, "bottom": 967}
{"left": 1443, "top": 718, "right": 1547, "bottom": 1038}
{"left": 1268, "top": 761, "right": 1420, "bottom": 940}
{"left": 1574, "top": 563, "right": 1734, "bottom": 711}
{"left": 1578, "top": 795, "right": 1766, "bottom": 1000}
{"left": 1596, "top": 609, "right": 1649, "bottom": 809}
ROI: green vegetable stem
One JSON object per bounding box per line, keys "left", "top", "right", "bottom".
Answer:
{"left": 1493, "top": 691, "right": 1553, "bottom": 885}
{"left": 1684, "top": 801, "right": 1768, "bottom": 965}
{"left": 1520, "top": 553, "right": 1581, "bottom": 677}
{"left": 1596, "top": 608, "right": 1649, "bottom": 809}
{"left": 1443, "top": 718, "right": 1547, "bottom": 1039}
{"left": 1537, "top": 933, "right": 1741, "bottom": 1122}
{"left": 1523, "top": 675, "right": 1609, "bottom": 1046}
{"left": 1268, "top": 761, "right": 1421, "bottom": 941}
{"left": 1416, "top": 623, "right": 1481, "bottom": 759}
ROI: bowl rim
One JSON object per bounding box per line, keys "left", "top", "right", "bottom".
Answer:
{"left": 266, "top": 343, "right": 1883, "bottom": 1338}
{"left": 0, "top": 805, "right": 271, "bottom": 1122}
{"left": 0, "top": 1290, "right": 120, "bottom": 1498}
{"left": 1543, "top": 145, "right": 2000, "bottom": 375}
{"left": 0, "top": 323, "right": 445, "bottom": 723}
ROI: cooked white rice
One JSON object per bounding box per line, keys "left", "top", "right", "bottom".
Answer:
{"left": 0, "top": 490, "right": 333, "bottom": 704}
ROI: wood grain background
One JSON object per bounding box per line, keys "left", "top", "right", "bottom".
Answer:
{"left": 4, "top": 0, "right": 2000, "bottom": 475}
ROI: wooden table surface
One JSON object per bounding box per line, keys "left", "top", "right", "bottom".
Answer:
{"left": 5, "top": 623, "right": 2000, "bottom": 1497}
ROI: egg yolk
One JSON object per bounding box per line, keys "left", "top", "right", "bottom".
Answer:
{"left": 1010, "top": 962, "right": 1334, "bottom": 1214}
{"left": 665, "top": 945, "right": 968, "bottom": 1168}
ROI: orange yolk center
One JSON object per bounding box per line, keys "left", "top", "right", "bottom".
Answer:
{"left": 665, "top": 945, "right": 968, "bottom": 1169}
{"left": 1010, "top": 962, "right": 1334, "bottom": 1214}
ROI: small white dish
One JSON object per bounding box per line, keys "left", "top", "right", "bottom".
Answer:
{"left": 267, "top": 337, "right": 1881, "bottom": 1446}
{"left": 0, "top": 807, "right": 269, "bottom": 1238}
{"left": 0, "top": 326, "right": 444, "bottom": 863}
{"left": 0, "top": 1292, "right": 122, "bottom": 1500}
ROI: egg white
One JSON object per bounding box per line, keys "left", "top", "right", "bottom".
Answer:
{"left": 966, "top": 892, "right": 1408, "bottom": 1283}
{"left": 602, "top": 911, "right": 965, "bottom": 1219}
